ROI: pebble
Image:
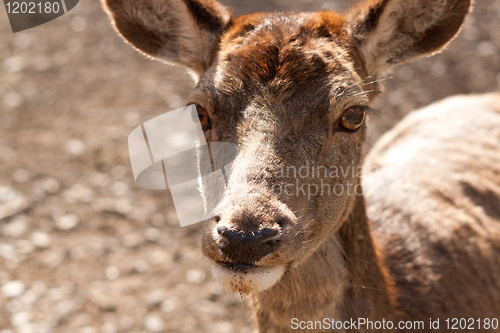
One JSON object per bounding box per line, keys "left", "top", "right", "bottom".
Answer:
{"left": 87, "top": 288, "right": 117, "bottom": 311}
{"left": 11, "top": 311, "right": 31, "bottom": 327}
{"left": 101, "top": 322, "right": 117, "bottom": 333}
{"left": 131, "top": 259, "right": 150, "bottom": 274}
{"left": 2, "top": 215, "right": 29, "bottom": 237}
{"left": 144, "top": 314, "right": 164, "bottom": 332}
{"left": 185, "top": 269, "right": 206, "bottom": 284}
{"left": 19, "top": 290, "right": 38, "bottom": 305}
{"left": 40, "top": 250, "right": 64, "bottom": 268}
{"left": 145, "top": 289, "right": 167, "bottom": 307}
{"left": 0, "top": 186, "right": 31, "bottom": 221}
{"left": 105, "top": 266, "right": 120, "bottom": 280}
{"left": 1, "top": 280, "right": 26, "bottom": 298}
{"left": 144, "top": 228, "right": 160, "bottom": 242}
{"left": 3, "top": 93, "right": 23, "bottom": 108}
{"left": 63, "top": 184, "right": 94, "bottom": 203}
{"left": 34, "top": 178, "right": 60, "bottom": 195}
{"left": 122, "top": 233, "right": 143, "bottom": 248}
{"left": 15, "top": 240, "right": 35, "bottom": 254}
{"left": 55, "top": 213, "right": 80, "bottom": 230}
{"left": 31, "top": 232, "right": 51, "bottom": 248}
{"left": 160, "top": 299, "right": 176, "bottom": 313}
{"left": 209, "top": 321, "right": 234, "bottom": 333}
{"left": 111, "top": 181, "right": 129, "bottom": 197}
{"left": 66, "top": 139, "right": 85, "bottom": 155}
{"left": 0, "top": 243, "right": 17, "bottom": 260}
{"left": 78, "top": 327, "right": 97, "bottom": 333}
{"left": 148, "top": 249, "right": 171, "bottom": 266}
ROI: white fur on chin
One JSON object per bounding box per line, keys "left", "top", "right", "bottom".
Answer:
{"left": 211, "top": 264, "right": 285, "bottom": 294}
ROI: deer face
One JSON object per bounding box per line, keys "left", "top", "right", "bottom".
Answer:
{"left": 192, "top": 13, "right": 372, "bottom": 293}
{"left": 104, "top": 0, "right": 471, "bottom": 293}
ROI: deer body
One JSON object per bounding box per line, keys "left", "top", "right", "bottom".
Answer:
{"left": 103, "top": 0, "right": 500, "bottom": 331}
{"left": 364, "top": 93, "right": 500, "bottom": 324}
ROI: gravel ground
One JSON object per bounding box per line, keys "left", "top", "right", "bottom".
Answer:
{"left": 0, "top": 0, "right": 499, "bottom": 332}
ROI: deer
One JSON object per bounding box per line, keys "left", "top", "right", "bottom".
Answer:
{"left": 103, "top": 0, "right": 500, "bottom": 331}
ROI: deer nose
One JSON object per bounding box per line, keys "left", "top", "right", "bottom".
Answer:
{"left": 216, "top": 224, "right": 281, "bottom": 263}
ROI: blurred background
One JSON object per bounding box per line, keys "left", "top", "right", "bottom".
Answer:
{"left": 0, "top": 0, "right": 499, "bottom": 332}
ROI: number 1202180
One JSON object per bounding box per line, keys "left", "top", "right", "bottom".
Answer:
{"left": 5, "top": 2, "right": 60, "bottom": 14}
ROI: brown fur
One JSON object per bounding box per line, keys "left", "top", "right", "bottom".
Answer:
{"left": 102, "top": 0, "right": 500, "bottom": 332}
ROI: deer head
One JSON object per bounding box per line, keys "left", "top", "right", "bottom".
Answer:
{"left": 104, "top": 0, "right": 471, "bottom": 294}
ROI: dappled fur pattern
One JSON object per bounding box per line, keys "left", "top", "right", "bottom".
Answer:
{"left": 101, "top": 0, "right": 500, "bottom": 332}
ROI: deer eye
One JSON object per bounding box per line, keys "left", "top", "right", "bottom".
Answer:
{"left": 341, "top": 106, "right": 366, "bottom": 131}
{"left": 191, "top": 104, "right": 211, "bottom": 131}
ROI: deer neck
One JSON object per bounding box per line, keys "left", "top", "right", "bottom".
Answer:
{"left": 251, "top": 194, "right": 399, "bottom": 331}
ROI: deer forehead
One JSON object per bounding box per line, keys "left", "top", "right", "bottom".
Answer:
{"left": 195, "top": 12, "right": 370, "bottom": 119}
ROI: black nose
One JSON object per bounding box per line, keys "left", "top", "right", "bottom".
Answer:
{"left": 216, "top": 224, "right": 281, "bottom": 263}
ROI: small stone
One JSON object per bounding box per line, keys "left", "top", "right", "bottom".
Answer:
{"left": 131, "top": 259, "right": 149, "bottom": 274}
{"left": 89, "top": 172, "right": 108, "bottom": 187}
{"left": 111, "top": 181, "right": 128, "bottom": 197}
{"left": 0, "top": 243, "right": 17, "bottom": 261}
{"left": 66, "top": 139, "right": 85, "bottom": 155}
{"left": 2, "top": 215, "right": 29, "bottom": 237}
{"left": 160, "top": 299, "right": 176, "bottom": 313}
{"left": 144, "top": 228, "right": 160, "bottom": 242}
{"left": 4, "top": 55, "right": 26, "bottom": 72}
{"left": 122, "top": 233, "right": 143, "bottom": 248}
{"left": 145, "top": 289, "right": 167, "bottom": 307}
{"left": 478, "top": 41, "right": 497, "bottom": 57}
{"left": 31, "top": 232, "right": 50, "bottom": 248}
{"left": 19, "top": 290, "right": 37, "bottom": 305}
{"left": 209, "top": 321, "right": 234, "bottom": 333}
{"left": 55, "top": 214, "right": 80, "bottom": 230}
{"left": 63, "top": 184, "right": 94, "bottom": 203}
{"left": 101, "top": 322, "right": 117, "bottom": 333}
{"left": 31, "top": 281, "right": 47, "bottom": 295}
{"left": 78, "top": 327, "right": 97, "bottom": 333}
{"left": 87, "top": 289, "right": 117, "bottom": 311}
{"left": 105, "top": 266, "right": 120, "bottom": 280}
{"left": 69, "top": 246, "right": 85, "bottom": 260}
{"left": 34, "top": 178, "right": 60, "bottom": 194}
{"left": 1, "top": 280, "right": 25, "bottom": 298}
{"left": 185, "top": 269, "right": 206, "bottom": 284}
{"left": 144, "top": 314, "right": 164, "bottom": 332}
{"left": 148, "top": 249, "right": 171, "bottom": 266}
{"left": 11, "top": 311, "right": 31, "bottom": 327}
{"left": 0, "top": 186, "right": 31, "bottom": 221}
{"left": 3, "top": 92, "right": 23, "bottom": 108}
{"left": 40, "top": 250, "right": 64, "bottom": 268}
{"left": 15, "top": 240, "right": 35, "bottom": 254}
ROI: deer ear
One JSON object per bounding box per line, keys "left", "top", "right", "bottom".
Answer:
{"left": 347, "top": 0, "right": 472, "bottom": 78}
{"left": 103, "top": 0, "right": 232, "bottom": 79}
